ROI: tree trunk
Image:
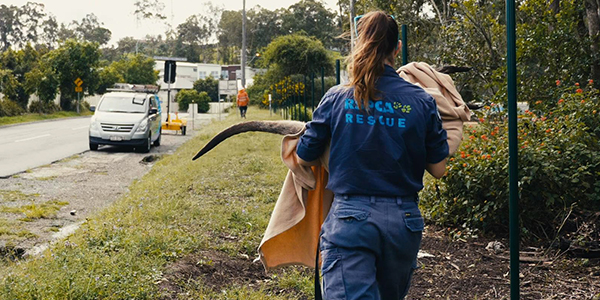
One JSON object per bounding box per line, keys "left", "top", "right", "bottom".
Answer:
{"left": 585, "top": 0, "right": 600, "bottom": 85}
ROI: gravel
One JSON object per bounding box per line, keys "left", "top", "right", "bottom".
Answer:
{"left": 0, "top": 115, "right": 218, "bottom": 258}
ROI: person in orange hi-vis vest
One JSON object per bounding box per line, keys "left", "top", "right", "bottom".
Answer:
{"left": 237, "top": 88, "right": 249, "bottom": 118}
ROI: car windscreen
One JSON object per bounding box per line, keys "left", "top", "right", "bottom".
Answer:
{"left": 98, "top": 96, "right": 147, "bottom": 113}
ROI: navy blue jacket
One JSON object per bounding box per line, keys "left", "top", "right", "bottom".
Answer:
{"left": 296, "top": 65, "right": 448, "bottom": 196}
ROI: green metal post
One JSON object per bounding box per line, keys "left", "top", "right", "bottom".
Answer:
{"left": 304, "top": 75, "right": 308, "bottom": 121}
{"left": 506, "top": 0, "right": 520, "bottom": 299}
{"left": 336, "top": 59, "right": 341, "bottom": 85}
{"left": 401, "top": 24, "right": 408, "bottom": 65}
{"left": 321, "top": 66, "right": 325, "bottom": 100}
{"left": 311, "top": 72, "right": 315, "bottom": 120}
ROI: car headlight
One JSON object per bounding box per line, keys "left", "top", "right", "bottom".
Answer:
{"left": 137, "top": 118, "right": 148, "bottom": 132}
{"left": 90, "top": 116, "right": 98, "bottom": 130}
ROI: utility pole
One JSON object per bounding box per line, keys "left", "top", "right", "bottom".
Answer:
{"left": 241, "top": 0, "right": 247, "bottom": 88}
{"left": 349, "top": 0, "right": 355, "bottom": 51}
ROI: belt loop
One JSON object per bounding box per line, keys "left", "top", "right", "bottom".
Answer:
{"left": 370, "top": 196, "right": 376, "bottom": 204}
{"left": 396, "top": 196, "right": 403, "bottom": 205}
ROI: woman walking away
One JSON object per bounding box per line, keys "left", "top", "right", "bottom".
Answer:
{"left": 296, "top": 11, "right": 449, "bottom": 300}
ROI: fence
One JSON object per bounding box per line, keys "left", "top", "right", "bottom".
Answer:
{"left": 268, "top": 60, "right": 343, "bottom": 122}
{"left": 271, "top": 24, "right": 409, "bottom": 122}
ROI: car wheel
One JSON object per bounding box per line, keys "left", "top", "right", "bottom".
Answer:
{"left": 153, "top": 129, "right": 161, "bottom": 146}
{"left": 89, "top": 142, "right": 99, "bottom": 151}
{"left": 181, "top": 126, "right": 187, "bottom": 136}
{"left": 136, "top": 134, "right": 151, "bottom": 153}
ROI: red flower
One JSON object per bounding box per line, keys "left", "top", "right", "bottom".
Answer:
{"left": 589, "top": 79, "right": 594, "bottom": 85}
{"left": 581, "top": 100, "right": 585, "bottom": 103}
{"left": 556, "top": 80, "right": 561, "bottom": 86}
{"left": 558, "top": 99, "right": 564, "bottom": 104}
{"left": 480, "top": 135, "right": 488, "bottom": 140}
{"left": 546, "top": 129, "right": 551, "bottom": 133}
{"left": 575, "top": 82, "right": 580, "bottom": 86}
{"left": 576, "top": 88, "right": 583, "bottom": 93}
{"left": 535, "top": 100, "right": 542, "bottom": 105}
{"left": 479, "top": 118, "right": 485, "bottom": 123}
{"left": 463, "top": 163, "right": 467, "bottom": 167}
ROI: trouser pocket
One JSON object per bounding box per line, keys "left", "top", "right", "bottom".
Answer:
{"left": 321, "top": 249, "right": 346, "bottom": 300}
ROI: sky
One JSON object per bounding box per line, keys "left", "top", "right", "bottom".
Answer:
{"left": 4, "top": 0, "right": 339, "bottom": 45}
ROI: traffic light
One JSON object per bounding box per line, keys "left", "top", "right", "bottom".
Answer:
{"left": 164, "top": 60, "right": 177, "bottom": 84}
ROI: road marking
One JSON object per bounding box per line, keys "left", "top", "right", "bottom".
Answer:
{"left": 72, "top": 125, "right": 89, "bottom": 130}
{"left": 15, "top": 134, "right": 51, "bottom": 143}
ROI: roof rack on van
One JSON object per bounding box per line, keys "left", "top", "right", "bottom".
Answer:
{"left": 107, "top": 83, "right": 160, "bottom": 93}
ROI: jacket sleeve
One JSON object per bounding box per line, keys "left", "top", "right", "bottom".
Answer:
{"left": 425, "top": 97, "right": 449, "bottom": 164}
{"left": 296, "top": 96, "right": 333, "bottom": 162}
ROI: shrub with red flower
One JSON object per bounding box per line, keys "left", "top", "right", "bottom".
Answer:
{"left": 421, "top": 86, "right": 600, "bottom": 238}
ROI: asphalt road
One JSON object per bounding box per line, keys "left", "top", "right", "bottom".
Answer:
{"left": 0, "top": 117, "right": 92, "bottom": 177}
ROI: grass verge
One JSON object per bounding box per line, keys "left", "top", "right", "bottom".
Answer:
{"left": 0, "top": 111, "right": 92, "bottom": 127}
{"left": 0, "top": 108, "right": 313, "bottom": 299}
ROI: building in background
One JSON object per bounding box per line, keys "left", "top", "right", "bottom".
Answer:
{"left": 153, "top": 61, "right": 262, "bottom": 108}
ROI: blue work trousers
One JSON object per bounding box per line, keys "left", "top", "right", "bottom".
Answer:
{"left": 320, "top": 194, "right": 424, "bottom": 300}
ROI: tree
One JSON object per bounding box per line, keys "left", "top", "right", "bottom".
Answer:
{"left": 246, "top": 7, "right": 285, "bottom": 60}
{"left": 176, "top": 15, "right": 211, "bottom": 62}
{"left": 281, "top": 0, "right": 339, "bottom": 48}
{"left": 0, "top": 44, "right": 41, "bottom": 108}
{"left": 0, "top": 3, "right": 61, "bottom": 50}
{"left": 193, "top": 76, "right": 219, "bottom": 102}
{"left": 110, "top": 54, "right": 159, "bottom": 85}
{"left": 24, "top": 60, "right": 59, "bottom": 104}
{"left": 0, "top": 69, "right": 19, "bottom": 101}
{"left": 175, "top": 89, "right": 210, "bottom": 112}
{"left": 0, "top": 5, "right": 22, "bottom": 51}
{"left": 262, "top": 34, "right": 334, "bottom": 78}
{"left": 95, "top": 65, "right": 123, "bottom": 94}
{"left": 72, "top": 14, "right": 112, "bottom": 46}
{"left": 218, "top": 10, "right": 243, "bottom": 64}
{"left": 133, "top": 0, "right": 167, "bottom": 22}
{"left": 47, "top": 39, "right": 101, "bottom": 110}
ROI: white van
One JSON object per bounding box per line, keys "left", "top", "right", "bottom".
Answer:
{"left": 89, "top": 84, "right": 162, "bottom": 153}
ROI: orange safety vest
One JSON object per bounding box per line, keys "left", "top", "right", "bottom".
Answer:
{"left": 237, "top": 91, "right": 249, "bottom": 106}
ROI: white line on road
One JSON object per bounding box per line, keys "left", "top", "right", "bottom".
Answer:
{"left": 72, "top": 125, "right": 89, "bottom": 130}
{"left": 15, "top": 134, "right": 51, "bottom": 143}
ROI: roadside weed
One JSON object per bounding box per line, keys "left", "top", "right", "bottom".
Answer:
{"left": 0, "top": 109, "right": 313, "bottom": 298}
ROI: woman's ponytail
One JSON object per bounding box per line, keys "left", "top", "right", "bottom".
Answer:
{"left": 347, "top": 11, "right": 399, "bottom": 110}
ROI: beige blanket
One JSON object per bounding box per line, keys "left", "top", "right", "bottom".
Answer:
{"left": 257, "top": 62, "right": 469, "bottom": 270}
{"left": 398, "top": 62, "right": 471, "bottom": 155}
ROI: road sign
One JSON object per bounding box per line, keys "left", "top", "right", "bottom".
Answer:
{"left": 74, "top": 78, "right": 83, "bottom": 87}
{"left": 75, "top": 86, "right": 83, "bottom": 93}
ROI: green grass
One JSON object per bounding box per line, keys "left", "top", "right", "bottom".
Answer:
{"left": 0, "top": 109, "right": 313, "bottom": 299}
{"left": 0, "top": 111, "right": 92, "bottom": 126}
{"left": 1, "top": 200, "right": 69, "bottom": 221}
{"left": 0, "top": 190, "right": 39, "bottom": 202}
{"left": 0, "top": 219, "right": 36, "bottom": 240}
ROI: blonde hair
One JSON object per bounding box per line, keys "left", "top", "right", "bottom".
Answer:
{"left": 347, "top": 11, "right": 399, "bottom": 110}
